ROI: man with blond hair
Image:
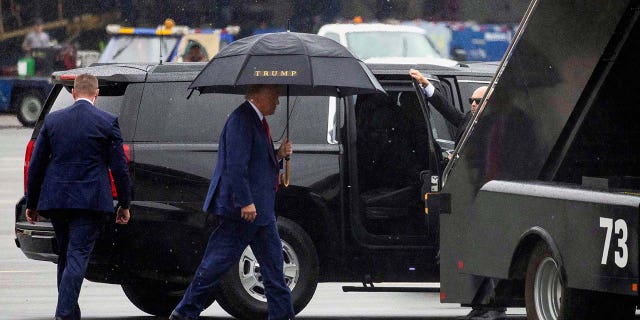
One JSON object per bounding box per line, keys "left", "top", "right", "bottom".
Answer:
{"left": 25, "top": 73, "right": 131, "bottom": 320}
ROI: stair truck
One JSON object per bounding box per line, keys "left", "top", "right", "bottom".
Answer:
{"left": 424, "top": 0, "right": 640, "bottom": 319}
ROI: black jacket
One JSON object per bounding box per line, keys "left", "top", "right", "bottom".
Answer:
{"left": 426, "top": 84, "right": 471, "bottom": 144}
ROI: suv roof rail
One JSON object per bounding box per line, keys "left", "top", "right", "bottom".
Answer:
{"left": 51, "top": 64, "right": 150, "bottom": 83}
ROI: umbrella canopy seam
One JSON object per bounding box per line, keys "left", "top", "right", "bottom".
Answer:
{"left": 231, "top": 54, "right": 252, "bottom": 90}
{"left": 189, "top": 60, "right": 209, "bottom": 90}
{"left": 292, "top": 33, "right": 315, "bottom": 89}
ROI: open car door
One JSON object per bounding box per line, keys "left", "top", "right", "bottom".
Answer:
{"left": 412, "top": 78, "right": 443, "bottom": 194}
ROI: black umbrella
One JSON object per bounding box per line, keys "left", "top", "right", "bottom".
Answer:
{"left": 189, "top": 31, "right": 386, "bottom": 185}
{"left": 189, "top": 32, "right": 385, "bottom": 96}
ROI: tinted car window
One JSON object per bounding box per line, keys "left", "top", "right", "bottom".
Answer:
{"left": 136, "top": 82, "right": 331, "bottom": 144}
{"left": 267, "top": 96, "right": 330, "bottom": 145}
{"left": 135, "top": 82, "right": 243, "bottom": 143}
{"left": 429, "top": 104, "right": 453, "bottom": 142}
{"left": 428, "top": 79, "right": 456, "bottom": 143}
{"left": 50, "top": 86, "right": 74, "bottom": 112}
{"left": 50, "top": 85, "right": 126, "bottom": 116}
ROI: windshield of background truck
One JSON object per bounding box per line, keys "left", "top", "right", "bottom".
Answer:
{"left": 346, "top": 32, "right": 441, "bottom": 60}
{"left": 99, "top": 35, "right": 179, "bottom": 63}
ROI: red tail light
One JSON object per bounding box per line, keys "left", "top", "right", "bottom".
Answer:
{"left": 110, "top": 144, "right": 131, "bottom": 198}
{"left": 23, "top": 140, "right": 36, "bottom": 194}
{"left": 59, "top": 74, "right": 77, "bottom": 81}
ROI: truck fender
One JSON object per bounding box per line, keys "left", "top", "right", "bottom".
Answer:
{"left": 511, "top": 226, "right": 567, "bottom": 286}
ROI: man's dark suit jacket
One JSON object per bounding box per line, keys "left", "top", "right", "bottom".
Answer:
{"left": 427, "top": 84, "right": 472, "bottom": 144}
{"left": 203, "top": 102, "right": 280, "bottom": 226}
{"left": 26, "top": 99, "right": 131, "bottom": 213}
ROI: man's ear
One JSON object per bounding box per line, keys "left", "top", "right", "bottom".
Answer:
{"left": 71, "top": 88, "right": 77, "bottom": 100}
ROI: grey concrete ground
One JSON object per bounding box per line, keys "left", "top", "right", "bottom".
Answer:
{"left": 0, "top": 114, "right": 528, "bottom": 319}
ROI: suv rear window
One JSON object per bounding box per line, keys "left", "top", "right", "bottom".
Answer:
{"left": 50, "top": 84, "right": 127, "bottom": 116}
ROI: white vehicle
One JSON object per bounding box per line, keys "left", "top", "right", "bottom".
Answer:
{"left": 318, "top": 23, "right": 458, "bottom": 67}
{"left": 99, "top": 19, "right": 239, "bottom": 64}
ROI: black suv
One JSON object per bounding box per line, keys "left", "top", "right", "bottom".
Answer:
{"left": 14, "top": 61, "right": 494, "bottom": 318}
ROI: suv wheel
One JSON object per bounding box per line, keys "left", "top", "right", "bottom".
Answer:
{"left": 16, "top": 91, "right": 43, "bottom": 127}
{"left": 122, "top": 281, "right": 215, "bottom": 316}
{"left": 216, "top": 217, "right": 319, "bottom": 319}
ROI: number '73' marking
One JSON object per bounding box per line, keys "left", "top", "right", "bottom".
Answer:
{"left": 600, "top": 217, "right": 628, "bottom": 268}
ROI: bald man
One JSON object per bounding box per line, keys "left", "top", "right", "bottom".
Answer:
{"left": 410, "top": 69, "right": 487, "bottom": 145}
{"left": 409, "top": 69, "right": 502, "bottom": 319}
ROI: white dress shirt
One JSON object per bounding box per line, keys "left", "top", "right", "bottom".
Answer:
{"left": 421, "top": 83, "right": 435, "bottom": 98}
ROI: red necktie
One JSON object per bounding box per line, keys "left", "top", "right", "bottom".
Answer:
{"left": 262, "top": 118, "right": 271, "bottom": 140}
{"left": 262, "top": 117, "right": 279, "bottom": 191}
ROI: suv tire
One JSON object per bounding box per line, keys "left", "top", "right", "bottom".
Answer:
{"left": 122, "top": 281, "right": 215, "bottom": 316}
{"left": 216, "top": 217, "right": 319, "bottom": 319}
{"left": 16, "top": 91, "right": 43, "bottom": 127}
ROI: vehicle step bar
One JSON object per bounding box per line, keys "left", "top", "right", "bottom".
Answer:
{"left": 342, "top": 285, "right": 439, "bottom": 293}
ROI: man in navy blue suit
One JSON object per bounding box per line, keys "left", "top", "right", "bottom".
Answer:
{"left": 170, "top": 84, "right": 294, "bottom": 320}
{"left": 25, "top": 73, "right": 131, "bottom": 320}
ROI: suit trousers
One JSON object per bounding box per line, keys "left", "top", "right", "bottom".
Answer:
{"left": 50, "top": 211, "right": 103, "bottom": 320}
{"left": 174, "top": 217, "right": 294, "bottom": 320}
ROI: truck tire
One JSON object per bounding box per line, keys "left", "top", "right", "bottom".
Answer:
{"left": 216, "top": 217, "right": 319, "bottom": 320}
{"left": 122, "top": 281, "right": 215, "bottom": 316}
{"left": 525, "top": 243, "right": 635, "bottom": 320}
{"left": 16, "top": 91, "right": 43, "bottom": 127}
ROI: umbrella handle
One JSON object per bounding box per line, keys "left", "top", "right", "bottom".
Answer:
{"left": 284, "top": 158, "right": 290, "bottom": 187}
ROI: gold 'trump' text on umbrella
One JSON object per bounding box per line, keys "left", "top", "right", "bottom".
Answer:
{"left": 254, "top": 70, "right": 298, "bottom": 77}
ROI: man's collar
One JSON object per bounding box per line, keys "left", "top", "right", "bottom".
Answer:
{"left": 247, "top": 100, "right": 263, "bottom": 121}
{"left": 75, "top": 98, "right": 94, "bottom": 105}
